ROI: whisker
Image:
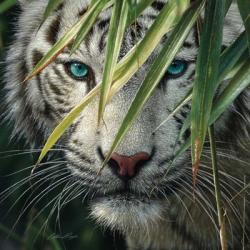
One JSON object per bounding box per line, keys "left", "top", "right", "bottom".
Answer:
{"left": 11, "top": 174, "right": 71, "bottom": 234}
{"left": 168, "top": 187, "right": 194, "bottom": 223}
{"left": 0, "top": 148, "right": 66, "bottom": 159}
{"left": 3, "top": 165, "right": 67, "bottom": 219}
{"left": 172, "top": 174, "right": 220, "bottom": 236}
{"left": 2, "top": 159, "right": 66, "bottom": 177}
{"left": 182, "top": 167, "right": 249, "bottom": 244}
{"left": 0, "top": 162, "right": 65, "bottom": 201}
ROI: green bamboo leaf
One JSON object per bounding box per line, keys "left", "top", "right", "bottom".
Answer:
{"left": 130, "top": 0, "right": 189, "bottom": 22}
{"left": 126, "top": 0, "right": 188, "bottom": 27}
{"left": 42, "top": 0, "right": 63, "bottom": 23}
{"left": 208, "top": 125, "right": 228, "bottom": 250}
{"left": 24, "top": 0, "right": 109, "bottom": 82}
{"left": 71, "top": 0, "right": 155, "bottom": 54}
{"left": 225, "top": 0, "right": 233, "bottom": 12}
{"left": 98, "top": 0, "right": 129, "bottom": 123}
{"left": 0, "top": 0, "right": 16, "bottom": 14}
{"left": 223, "top": 50, "right": 249, "bottom": 80}
{"left": 127, "top": 0, "right": 137, "bottom": 8}
{"left": 191, "top": 0, "right": 225, "bottom": 177}
{"left": 153, "top": 91, "right": 192, "bottom": 133}
{"left": 110, "top": 0, "right": 190, "bottom": 96}
{"left": 173, "top": 58, "right": 250, "bottom": 165}
{"left": 219, "top": 31, "right": 248, "bottom": 80}
{"left": 89, "top": 0, "right": 99, "bottom": 8}
{"left": 237, "top": 0, "right": 250, "bottom": 53}
{"left": 126, "top": 0, "right": 155, "bottom": 25}
{"left": 36, "top": 0, "right": 189, "bottom": 164}
{"left": 102, "top": 0, "right": 205, "bottom": 168}
{"left": 179, "top": 31, "right": 248, "bottom": 139}
{"left": 70, "top": 0, "right": 110, "bottom": 53}
{"left": 209, "top": 58, "right": 250, "bottom": 125}
{"left": 99, "top": 0, "right": 189, "bottom": 121}
{"left": 37, "top": 87, "right": 99, "bottom": 164}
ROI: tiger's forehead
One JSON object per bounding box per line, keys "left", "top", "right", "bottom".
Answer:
{"left": 59, "top": 0, "right": 167, "bottom": 28}
{"left": 53, "top": 0, "right": 198, "bottom": 63}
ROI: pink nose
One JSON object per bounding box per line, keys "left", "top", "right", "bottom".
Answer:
{"left": 109, "top": 152, "right": 150, "bottom": 180}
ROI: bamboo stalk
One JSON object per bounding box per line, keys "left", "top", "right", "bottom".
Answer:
{"left": 208, "top": 125, "right": 228, "bottom": 250}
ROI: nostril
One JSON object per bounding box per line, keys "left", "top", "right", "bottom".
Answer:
{"left": 109, "top": 152, "right": 150, "bottom": 181}
{"left": 108, "top": 158, "right": 120, "bottom": 175}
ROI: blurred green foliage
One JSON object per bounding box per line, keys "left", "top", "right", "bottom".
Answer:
{"left": 0, "top": 4, "right": 125, "bottom": 250}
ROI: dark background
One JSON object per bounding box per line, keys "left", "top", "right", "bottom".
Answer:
{"left": 0, "top": 3, "right": 125, "bottom": 250}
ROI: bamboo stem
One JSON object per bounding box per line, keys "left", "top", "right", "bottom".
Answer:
{"left": 208, "top": 125, "right": 228, "bottom": 250}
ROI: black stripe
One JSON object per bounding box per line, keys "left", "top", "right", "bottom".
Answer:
{"left": 33, "top": 68, "right": 60, "bottom": 121}
{"left": 43, "top": 102, "right": 55, "bottom": 120}
{"left": 151, "top": 1, "right": 165, "bottom": 12}
{"left": 78, "top": 7, "right": 88, "bottom": 17}
{"left": 48, "top": 80, "right": 64, "bottom": 96}
{"left": 180, "top": 110, "right": 189, "bottom": 120}
{"left": 54, "top": 96, "right": 68, "bottom": 105}
{"left": 9, "top": 36, "right": 45, "bottom": 145}
{"left": 70, "top": 163, "right": 98, "bottom": 177}
{"left": 173, "top": 114, "right": 184, "bottom": 127}
{"left": 32, "top": 49, "right": 43, "bottom": 68}
{"left": 69, "top": 150, "right": 93, "bottom": 164}
{"left": 57, "top": 3, "right": 64, "bottom": 11}
{"left": 16, "top": 42, "right": 45, "bottom": 144}
{"left": 46, "top": 15, "right": 61, "bottom": 45}
{"left": 57, "top": 107, "right": 72, "bottom": 114}
{"left": 183, "top": 128, "right": 191, "bottom": 141}
{"left": 97, "top": 18, "right": 110, "bottom": 30}
{"left": 47, "top": 69, "right": 66, "bottom": 96}
{"left": 146, "top": 14, "right": 157, "bottom": 20}
{"left": 194, "top": 24, "right": 200, "bottom": 46}
{"left": 183, "top": 42, "right": 193, "bottom": 48}
{"left": 48, "top": 66, "right": 75, "bottom": 99}
{"left": 67, "top": 120, "right": 81, "bottom": 135}
{"left": 84, "top": 26, "right": 96, "bottom": 54}
{"left": 39, "top": 82, "right": 60, "bottom": 121}
{"left": 32, "top": 49, "right": 43, "bottom": 95}
{"left": 42, "top": 82, "right": 72, "bottom": 116}
{"left": 68, "top": 146, "right": 95, "bottom": 165}
{"left": 130, "top": 22, "right": 143, "bottom": 41}
{"left": 98, "top": 29, "right": 108, "bottom": 53}
{"left": 53, "top": 66, "right": 72, "bottom": 92}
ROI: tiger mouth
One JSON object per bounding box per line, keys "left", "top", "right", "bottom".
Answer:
{"left": 95, "top": 190, "right": 152, "bottom": 202}
{"left": 92, "top": 181, "right": 178, "bottom": 202}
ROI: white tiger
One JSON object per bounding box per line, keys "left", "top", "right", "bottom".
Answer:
{"left": 4, "top": 0, "right": 250, "bottom": 249}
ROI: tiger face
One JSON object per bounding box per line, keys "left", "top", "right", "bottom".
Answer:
{"left": 5, "top": 0, "right": 249, "bottom": 249}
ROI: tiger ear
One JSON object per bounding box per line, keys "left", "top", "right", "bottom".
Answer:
{"left": 223, "top": 3, "right": 244, "bottom": 46}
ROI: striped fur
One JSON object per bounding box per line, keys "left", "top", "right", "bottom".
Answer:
{"left": 4, "top": 1, "right": 250, "bottom": 249}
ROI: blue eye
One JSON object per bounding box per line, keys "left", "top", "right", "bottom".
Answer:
{"left": 167, "top": 60, "right": 187, "bottom": 78}
{"left": 66, "top": 62, "right": 89, "bottom": 80}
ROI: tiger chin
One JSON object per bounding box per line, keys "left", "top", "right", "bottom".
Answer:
{"left": 4, "top": 0, "right": 250, "bottom": 249}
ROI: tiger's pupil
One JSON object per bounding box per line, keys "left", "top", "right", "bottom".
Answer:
{"left": 167, "top": 60, "right": 186, "bottom": 76}
{"left": 70, "top": 62, "right": 88, "bottom": 78}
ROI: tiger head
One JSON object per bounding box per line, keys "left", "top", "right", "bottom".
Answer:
{"left": 4, "top": 0, "right": 249, "bottom": 248}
